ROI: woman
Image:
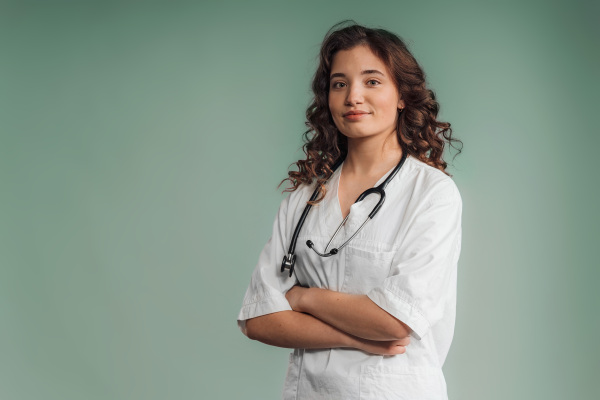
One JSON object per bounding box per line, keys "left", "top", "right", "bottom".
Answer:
{"left": 237, "top": 21, "right": 463, "bottom": 400}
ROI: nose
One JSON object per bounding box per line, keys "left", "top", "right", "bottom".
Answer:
{"left": 345, "top": 83, "right": 364, "bottom": 105}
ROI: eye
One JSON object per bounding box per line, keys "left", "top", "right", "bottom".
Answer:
{"left": 367, "top": 79, "right": 380, "bottom": 86}
{"left": 331, "top": 81, "right": 345, "bottom": 89}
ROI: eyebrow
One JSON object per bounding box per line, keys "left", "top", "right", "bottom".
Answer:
{"left": 329, "top": 69, "right": 385, "bottom": 81}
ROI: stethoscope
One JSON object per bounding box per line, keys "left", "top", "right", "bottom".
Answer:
{"left": 280, "top": 150, "right": 408, "bottom": 277}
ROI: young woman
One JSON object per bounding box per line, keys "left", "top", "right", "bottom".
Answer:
{"left": 237, "top": 21, "right": 463, "bottom": 400}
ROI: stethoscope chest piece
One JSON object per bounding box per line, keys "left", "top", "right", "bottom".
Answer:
{"left": 281, "top": 253, "right": 296, "bottom": 277}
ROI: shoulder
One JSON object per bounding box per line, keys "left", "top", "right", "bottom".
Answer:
{"left": 402, "top": 156, "right": 462, "bottom": 206}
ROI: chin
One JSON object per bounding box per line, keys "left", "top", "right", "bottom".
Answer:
{"left": 342, "top": 131, "right": 377, "bottom": 140}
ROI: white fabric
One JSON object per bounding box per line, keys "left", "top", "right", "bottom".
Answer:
{"left": 237, "top": 155, "right": 463, "bottom": 399}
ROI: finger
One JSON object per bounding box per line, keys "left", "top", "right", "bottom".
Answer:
{"left": 390, "top": 345, "right": 406, "bottom": 355}
{"left": 398, "top": 336, "right": 411, "bottom": 346}
{"left": 390, "top": 337, "right": 410, "bottom": 346}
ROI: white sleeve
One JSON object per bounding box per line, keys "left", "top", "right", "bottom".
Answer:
{"left": 367, "top": 181, "right": 463, "bottom": 340}
{"left": 237, "top": 193, "right": 299, "bottom": 335}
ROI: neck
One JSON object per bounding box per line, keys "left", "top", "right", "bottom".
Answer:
{"left": 343, "top": 132, "right": 403, "bottom": 176}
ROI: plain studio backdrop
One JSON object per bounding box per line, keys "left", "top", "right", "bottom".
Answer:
{"left": 1, "top": 0, "right": 598, "bottom": 399}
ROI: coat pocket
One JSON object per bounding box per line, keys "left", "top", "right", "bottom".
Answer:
{"left": 359, "top": 365, "right": 446, "bottom": 400}
{"left": 343, "top": 245, "right": 396, "bottom": 294}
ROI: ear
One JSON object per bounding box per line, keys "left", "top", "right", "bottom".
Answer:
{"left": 398, "top": 98, "right": 405, "bottom": 110}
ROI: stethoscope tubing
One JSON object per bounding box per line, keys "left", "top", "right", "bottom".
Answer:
{"left": 281, "top": 151, "right": 407, "bottom": 277}
{"left": 287, "top": 157, "right": 345, "bottom": 257}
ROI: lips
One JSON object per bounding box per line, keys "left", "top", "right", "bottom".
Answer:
{"left": 343, "top": 110, "right": 370, "bottom": 116}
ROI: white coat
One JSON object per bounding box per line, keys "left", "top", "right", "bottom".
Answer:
{"left": 237, "top": 155, "right": 463, "bottom": 399}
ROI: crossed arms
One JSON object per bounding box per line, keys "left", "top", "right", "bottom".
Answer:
{"left": 243, "top": 286, "right": 412, "bottom": 356}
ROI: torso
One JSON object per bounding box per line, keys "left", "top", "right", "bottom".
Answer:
{"left": 279, "top": 155, "right": 460, "bottom": 400}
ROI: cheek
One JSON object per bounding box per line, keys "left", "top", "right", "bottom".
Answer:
{"left": 328, "top": 93, "right": 340, "bottom": 110}
{"left": 377, "top": 94, "right": 400, "bottom": 119}
{"left": 328, "top": 95, "right": 344, "bottom": 121}
{"left": 327, "top": 101, "right": 337, "bottom": 118}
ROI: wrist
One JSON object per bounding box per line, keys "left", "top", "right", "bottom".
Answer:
{"left": 298, "top": 287, "right": 314, "bottom": 314}
{"left": 341, "top": 333, "right": 362, "bottom": 350}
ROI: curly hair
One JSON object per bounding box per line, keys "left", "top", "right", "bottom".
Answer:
{"left": 279, "top": 20, "right": 462, "bottom": 204}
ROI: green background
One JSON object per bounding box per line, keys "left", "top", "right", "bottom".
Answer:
{"left": 1, "top": 0, "right": 598, "bottom": 399}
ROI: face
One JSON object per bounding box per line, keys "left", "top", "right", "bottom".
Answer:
{"left": 328, "top": 45, "right": 404, "bottom": 142}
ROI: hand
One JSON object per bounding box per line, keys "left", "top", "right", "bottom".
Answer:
{"left": 285, "top": 285, "right": 309, "bottom": 312}
{"left": 352, "top": 335, "right": 411, "bottom": 356}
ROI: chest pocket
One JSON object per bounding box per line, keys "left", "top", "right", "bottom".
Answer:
{"left": 342, "top": 244, "right": 396, "bottom": 295}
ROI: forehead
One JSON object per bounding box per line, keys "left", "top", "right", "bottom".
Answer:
{"left": 330, "top": 45, "right": 388, "bottom": 75}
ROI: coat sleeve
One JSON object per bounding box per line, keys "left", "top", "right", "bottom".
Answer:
{"left": 366, "top": 181, "right": 463, "bottom": 340}
{"left": 237, "top": 193, "right": 300, "bottom": 335}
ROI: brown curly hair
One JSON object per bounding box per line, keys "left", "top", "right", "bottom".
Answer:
{"left": 279, "top": 20, "right": 462, "bottom": 204}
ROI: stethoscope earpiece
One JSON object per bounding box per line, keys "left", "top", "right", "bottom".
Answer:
{"left": 306, "top": 240, "right": 339, "bottom": 257}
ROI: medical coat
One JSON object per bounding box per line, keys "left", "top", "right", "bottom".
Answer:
{"left": 237, "top": 155, "right": 463, "bottom": 400}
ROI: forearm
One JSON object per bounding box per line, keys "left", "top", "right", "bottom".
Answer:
{"left": 244, "top": 310, "right": 354, "bottom": 349}
{"left": 296, "top": 288, "right": 411, "bottom": 341}
{"left": 243, "top": 310, "right": 409, "bottom": 356}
